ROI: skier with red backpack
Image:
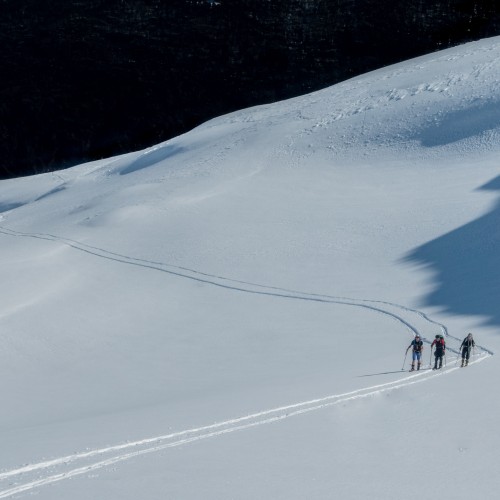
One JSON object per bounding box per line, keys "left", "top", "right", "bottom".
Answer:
{"left": 431, "top": 334, "right": 446, "bottom": 370}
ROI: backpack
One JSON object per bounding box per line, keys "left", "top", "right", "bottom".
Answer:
{"left": 434, "top": 338, "right": 445, "bottom": 353}
{"left": 412, "top": 339, "right": 423, "bottom": 352}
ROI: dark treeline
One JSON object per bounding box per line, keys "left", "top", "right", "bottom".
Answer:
{"left": 1, "top": 0, "right": 499, "bottom": 178}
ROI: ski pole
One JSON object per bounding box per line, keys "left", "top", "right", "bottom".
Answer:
{"left": 402, "top": 350, "right": 408, "bottom": 371}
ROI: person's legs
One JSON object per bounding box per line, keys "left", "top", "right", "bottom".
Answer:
{"left": 410, "top": 351, "right": 416, "bottom": 371}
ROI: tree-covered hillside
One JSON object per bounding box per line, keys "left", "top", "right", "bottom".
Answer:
{"left": 1, "top": 0, "right": 499, "bottom": 178}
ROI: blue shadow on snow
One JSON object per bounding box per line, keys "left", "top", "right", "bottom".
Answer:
{"left": 0, "top": 202, "right": 24, "bottom": 213}
{"left": 119, "top": 144, "right": 185, "bottom": 175}
{"left": 403, "top": 175, "right": 500, "bottom": 327}
{"left": 418, "top": 100, "right": 500, "bottom": 147}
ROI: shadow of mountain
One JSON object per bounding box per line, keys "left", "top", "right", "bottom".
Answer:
{"left": 403, "top": 175, "right": 500, "bottom": 326}
{"left": 418, "top": 100, "right": 500, "bottom": 147}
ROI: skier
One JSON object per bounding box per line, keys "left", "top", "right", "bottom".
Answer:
{"left": 460, "top": 333, "right": 475, "bottom": 367}
{"left": 431, "top": 334, "right": 446, "bottom": 370}
{"left": 405, "top": 334, "right": 424, "bottom": 371}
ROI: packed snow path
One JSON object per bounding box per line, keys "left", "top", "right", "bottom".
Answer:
{"left": 0, "top": 226, "right": 493, "bottom": 498}
{"left": 0, "top": 359, "right": 491, "bottom": 499}
{"left": 0, "top": 355, "right": 491, "bottom": 498}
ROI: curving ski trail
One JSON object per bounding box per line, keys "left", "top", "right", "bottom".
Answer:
{"left": 0, "top": 226, "right": 471, "bottom": 345}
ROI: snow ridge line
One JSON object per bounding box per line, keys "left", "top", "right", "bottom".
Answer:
{"left": 0, "top": 356, "right": 490, "bottom": 499}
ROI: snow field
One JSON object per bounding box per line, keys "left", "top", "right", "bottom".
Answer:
{"left": 1, "top": 36, "right": 500, "bottom": 499}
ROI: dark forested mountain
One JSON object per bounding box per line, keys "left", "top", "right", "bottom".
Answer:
{"left": 1, "top": 0, "right": 499, "bottom": 178}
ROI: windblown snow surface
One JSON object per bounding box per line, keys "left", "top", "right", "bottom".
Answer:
{"left": 1, "top": 37, "right": 500, "bottom": 499}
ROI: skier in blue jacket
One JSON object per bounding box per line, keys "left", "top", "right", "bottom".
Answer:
{"left": 406, "top": 334, "right": 424, "bottom": 371}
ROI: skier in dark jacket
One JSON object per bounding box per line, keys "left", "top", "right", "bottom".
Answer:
{"left": 406, "top": 334, "right": 424, "bottom": 371}
{"left": 431, "top": 334, "right": 446, "bottom": 370}
{"left": 460, "top": 333, "right": 475, "bottom": 367}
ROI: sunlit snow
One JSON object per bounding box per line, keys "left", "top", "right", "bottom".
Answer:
{"left": 1, "top": 36, "right": 500, "bottom": 499}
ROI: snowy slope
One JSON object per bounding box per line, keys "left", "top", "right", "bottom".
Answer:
{"left": 1, "top": 37, "right": 500, "bottom": 499}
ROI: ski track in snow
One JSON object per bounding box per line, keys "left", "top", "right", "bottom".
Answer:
{"left": 0, "top": 225, "right": 494, "bottom": 498}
